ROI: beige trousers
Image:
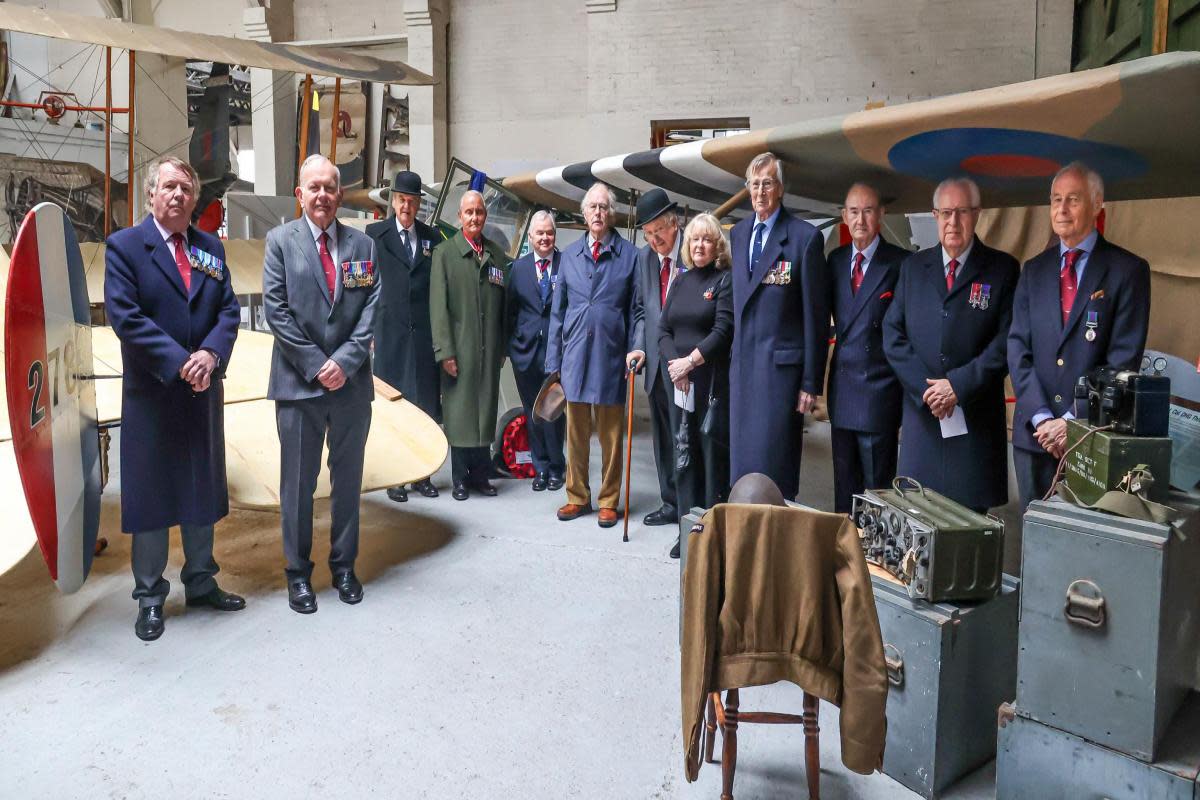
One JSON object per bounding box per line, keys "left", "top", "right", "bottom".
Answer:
{"left": 565, "top": 401, "right": 626, "bottom": 509}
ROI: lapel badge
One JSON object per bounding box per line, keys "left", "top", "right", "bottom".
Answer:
{"left": 342, "top": 260, "right": 375, "bottom": 288}
{"left": 1085, "top": 310, "right": 1099, "bottom": 342}
{"left": 1090, "top": 289, "right": 1105, "bottom": 300}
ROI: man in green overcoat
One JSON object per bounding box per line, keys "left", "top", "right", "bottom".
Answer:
{"left": 430, "top": 190, "right": 510, "bottom": 500}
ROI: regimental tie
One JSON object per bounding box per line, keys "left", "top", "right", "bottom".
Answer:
{"left": 659, "top": 256, "right": 672, "bottom": 306}
{"left": 1060, "top": 248, "right": 1081, "bottom": 323}
{"left": 537, "top": 258, "right": 551, "bottom": 303}
{"left": 171, "top": 233, "right": 191, "bottom": 292}
{"left": 946, "top": 258, "right": 958, "bottom": 292}
{"left": 750, "top": 222, "right": 766, "bottom": 275}
{"left": 400, "top": 228, "right": 411, "bottom": 259}
{"left": 591, "top": 239, "right": 601, "bottom": 263}
{"left": 851, "top": 252, "right": 865, "bottom": 295}
{"left": 318, "top": 232, "right": 337, "bottom": 295}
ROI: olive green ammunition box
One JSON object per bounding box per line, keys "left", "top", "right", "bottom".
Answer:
{"left": 852, "top": 479, "right": 1004, "bottom": 602}
{"left": 1064, "top": 419, "right": 1172, "bottom": 506}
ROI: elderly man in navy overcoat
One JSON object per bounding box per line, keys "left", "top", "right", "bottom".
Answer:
{"left": 728, "top": 152, "right": 831, "bottom": 501}
{"left": 883, "top": 177, "right": 1019, "bottom": 512}
{"left": 506, "top": 209, "right": 566, "bottom": 491}
{"left": 1008, "top": 162, "right": 1151, "bottom": 511}
{"left": 105, "top": 155, "right": 243, "bottom": 641}
{"left": 827, "top": 182, "right": 909, "bottom": 512}
{"left": 545, "top": 182, "right": 644, "bottom": 528}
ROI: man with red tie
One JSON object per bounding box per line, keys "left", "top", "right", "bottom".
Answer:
{"left": 1008, "top": 162, "right": 1151, "bottom": 511}
{"left": 105, "top": 156, "right": 244, "bottom": 640}
{"left": 263, "top": 154, "right": 380, "bottom": 613}
{"left": 883, "top": 177, "right": 1019, "bottom": 512}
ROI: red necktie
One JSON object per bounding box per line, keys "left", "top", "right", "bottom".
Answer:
{"left": 851, "top": 252, "right": 864, "bottom": 295}
{"left": 319, "top": 232, "right": 336, "bottom": 296}
{"left": 659, "top": 256, "right": 672, "bottom": 306}
{"left": 171, "top": 233, "right": 192, "bottom": 292}
{"left": 946, "top": 258, "right": 958, "bottom": 292}
{"left": 591, "top": 239, "right": 601, "bottom": 263}
{"left": 1061, "top": 249, "right": 1081, "bottom": 323}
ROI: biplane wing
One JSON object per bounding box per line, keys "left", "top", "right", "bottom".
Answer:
{"left": 503, "top": 52, "right": 1200, "bottom": 217}
{"left": 0, "top": 4, "right": 434, "bottom": 84}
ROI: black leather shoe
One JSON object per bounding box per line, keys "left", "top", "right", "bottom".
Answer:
{"left": 547, "top": 474, "right": 565, "bottom": 491}
{"left": 670, "top": 538, "right": 681, "bottom": 559}
{"left": 643, "top": 506, "right": 678, "bottom": 526}
{"left": 333, "top": 571, "right": 363, "bottom": 605}
{"left": 186, "top": 586, "right": 246, "bottom": 611}
{"left": 135, "top": 605, "right": 164, "bottom": 641}
{"left": 471, "top": 480, "right": 498, "bottom": 497}
{"left": 387, "top": 486, "right": 408, "bottom": 502}
{"left": 412, "top": 478, "right": 439, "bottom": 498}
{"left": 532, "top": 473, "right": 548, "bottom": 492}
{"left": 288, "top": 581, "right": 318, "bottom": 614}
{"left": 452, "top": 481, "right": 470, "bottom": 501}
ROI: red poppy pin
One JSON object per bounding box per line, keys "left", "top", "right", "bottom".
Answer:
{"left": 879, "top": 291, "right": 894, "bottom": 301}
{"left": 703, "top": 288, "right": 715, "bottom": 301}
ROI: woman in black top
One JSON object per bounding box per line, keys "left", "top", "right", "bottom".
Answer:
{"left": 658, "top": 213, "right": 734, "bottom": 557}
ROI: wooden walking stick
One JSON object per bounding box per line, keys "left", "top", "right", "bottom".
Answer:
{"left": 622, "top": 359, "right": 639, "bottom": 542}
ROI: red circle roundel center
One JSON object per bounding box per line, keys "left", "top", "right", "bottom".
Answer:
{"left": 960, "top": 154, "right": 1061, "bottom": 178}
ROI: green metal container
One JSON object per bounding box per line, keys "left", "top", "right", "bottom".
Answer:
{"left": 852, "top": 478, "right": 1004, "bottom": 602}
{"left": 1064, "top": 419, "right": 1172, "bottom": 507}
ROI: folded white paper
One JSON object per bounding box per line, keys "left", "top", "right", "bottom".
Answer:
{"left": 939, "top": 406, "right": 968, "bottom": 438}
{"left": 674, "top": 384, "right": 695, "bottom": 412}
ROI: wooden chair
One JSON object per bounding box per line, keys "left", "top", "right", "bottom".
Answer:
{"left": 703, "top": 688, "right": 821, "bottom": 800}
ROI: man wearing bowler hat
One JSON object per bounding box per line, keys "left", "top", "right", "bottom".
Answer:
{"left": 632, "top": 188, "right": 683, "bottom": 526}
{"left": 366, "top": 170, "right": 443, "bottom": 502}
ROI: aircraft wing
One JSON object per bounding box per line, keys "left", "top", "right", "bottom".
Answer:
{"left": 503, "top": 52, "right": 1200, "bottom": 217}
{"left": 0, "top": 4, "right": 433, "bottom": 85}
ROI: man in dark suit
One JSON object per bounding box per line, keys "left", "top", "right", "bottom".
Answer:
{"left": 1008, "top": 161, "right": 1151, "bottom": 510}
{"left": 105, "top": 156, "right": 245, "bottom": 641}
{"left": 506, "top": 210, "right": 566, "bottom": 491}
{"left": 366, "top": 170, "right": 442, "bottom": 503}
{"left": 633, "top": 188, "right": 683, "bottom": 525}
{"left": 263, "top": 154, "right": 380, "bottom": 613}
{"left": 827, "top": 182, "right": 908, "bottom": 513}
{"left": 884, "top": 177, "right": 1019, "bottom": 512}
{"left": 728, "top": 152, "right": 831, "bottom": 500}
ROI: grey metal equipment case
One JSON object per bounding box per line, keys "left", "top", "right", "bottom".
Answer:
{"left": 874, "top": 572, "right": 1020, "bottom": 798}
{"left": 1017, "top": 497, "right": 1200, "bottom": 762}
{"left": 996, "top": 694, "right": 1200, "bottom": 800}
{"left": 852, "top": 478, "right": 1004, "bottom": 602}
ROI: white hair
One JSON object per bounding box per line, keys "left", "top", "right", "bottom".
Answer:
{"left": 745, "top": 152, "right": 784, "bottom": 185}
{"left": 459, "top": 189, "right": 486, "bottom": 210}
{"left": 581, "top": 182, "right": 618, "bottom": 225}
{"left": 932, "top": 176, "right": 981, "bottom": 209}
{"left": 298, "top": 154, "right": 341, "bottom": 189}
{"left": 1052, "top": 161, "right": 1104, "bottom": 204}
{"left": 844, "top": 181, "right": 883, "bottom": 209}
{"left": 529, "top": 209, "right": 556, "bottom": 231}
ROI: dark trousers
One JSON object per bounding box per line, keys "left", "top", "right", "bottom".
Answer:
{"left": 514, "top": 365, "right": 566, "bottom": 477}
{"left": 130, "top": 524, "right": 218, "bottom": 607}
{"left": 647, "top": 368, "right": 679, "bottom": 515}
{"left": 276, "top": 395, "right": 371, "bottom": 584}
{"left": 1014, "top": 446, "right": 1059, "bottom": 513}
{"left": 831, "top": 426, "right": 899, "bottom": 513}
{"left": 451, "top": 446, "right": 492, "bottom": 484}
{"left": 668, "top": 384, "right": 730, "bottom": 517}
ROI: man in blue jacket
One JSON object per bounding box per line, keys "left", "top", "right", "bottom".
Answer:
{"left": 545, "top": 182, "right": 644, "bottom": 528}
{"left": 1008, "top": 162, "right": 1151, "bottom": 511}
{"left": 104, "top": 156, "right": 244, "bottom": 641}
{"left": 506, "top": 210, "right": 566, "bottom": 491}
{"left": 728, "top": 152, "right": 831, "bottom": 500}
{"left": 827, "top": 182, "right": 908, "bottom": 512}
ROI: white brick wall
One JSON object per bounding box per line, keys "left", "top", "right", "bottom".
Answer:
{"left": 446, "top": 0, "right": 1072, "bottom": 176}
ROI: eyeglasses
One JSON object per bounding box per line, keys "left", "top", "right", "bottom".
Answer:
{"left": 584, "top": 203, "right": 611, "bottom": 213}
{"left": 746, "top": 179, "right": 779, "bottom": 192}
{"left": 933, "top": 207, "right": 979, "bottom": 221}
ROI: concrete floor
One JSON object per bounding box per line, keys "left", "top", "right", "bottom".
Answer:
{"left": 0, "top": 418, "right": 1005, "bottom": 799}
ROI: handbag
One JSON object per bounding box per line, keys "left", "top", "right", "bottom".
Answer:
{"left": 699, "top": 372, "right": 728, "bottom": 447}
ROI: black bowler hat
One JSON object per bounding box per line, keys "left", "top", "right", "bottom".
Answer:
{"left": 636, "top": 188, "right": 678, "bottom": 227}
{"left": 384, "top": 170, "right": 425, "bottom": 198}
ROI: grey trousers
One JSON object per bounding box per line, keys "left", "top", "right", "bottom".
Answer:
{"left": 276, "top": 394, "right": 372, "bottom": 584}
{"left": 647, "top": 368, "right": 678, "bottom": 514}
{"left": 131, "top": 524, "right": 218, "bottom": 608}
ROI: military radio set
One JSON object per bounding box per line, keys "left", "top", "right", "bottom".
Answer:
{"left": 851, "top": 477, "right": 1004, "bottom": 602}
{"left": 1074, "top": 364, "right": 1171, "bottom": 437}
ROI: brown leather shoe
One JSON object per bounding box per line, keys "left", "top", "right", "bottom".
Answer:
{"left": 557, "top": 503, "right": 593, "bottom": 521}
{"left": 597, "top": 508, "right": 619, "bottom": 528}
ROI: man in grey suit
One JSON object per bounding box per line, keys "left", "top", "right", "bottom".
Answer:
{"left": 633, "top": 188, "right": 683, "bottom": 526}
{"left": 263, "top": 154, "right": 380, "bottom": 614}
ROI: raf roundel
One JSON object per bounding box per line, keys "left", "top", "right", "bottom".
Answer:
{"left": 3, "top": 202, "right": 102, "bottom": 593}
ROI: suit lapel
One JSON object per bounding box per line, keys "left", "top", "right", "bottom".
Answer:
{"left": 378, "top": 223, "right": 410, "bottom": 268}
{"left": 143, "top": 219, "right": 189, "bottom": 299}
{"left": 294, "top": 221, "right": 332, "bottom": 305}
{"left": 750, "top": 212, "right": 788, "bottom": 287}
{"left": 1060, "top": 239, "right": 1110, "bottom": 346}
{"left": 185, "top": 230, "right": 208, "bottom": 302}
{"left": 925, "top": 251, "right": 949, "bottom": 303}
{"left": 947, "top": 241, "right": 984, "bottom": 302}
{"left": 844, "top": 255, "right": 890, "bottom": 328}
